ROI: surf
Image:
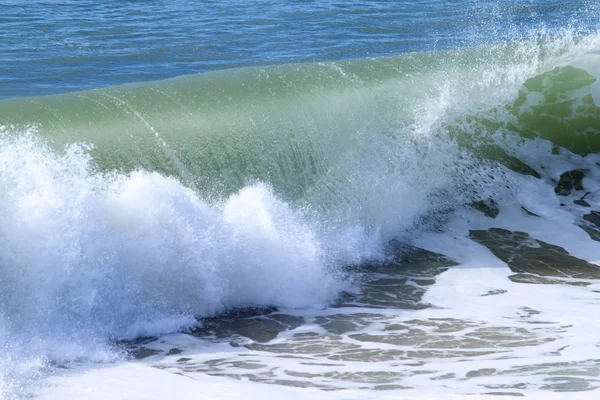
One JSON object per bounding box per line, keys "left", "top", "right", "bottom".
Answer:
{"left": 2, "top": 30, "right": 600, "bottom": 397}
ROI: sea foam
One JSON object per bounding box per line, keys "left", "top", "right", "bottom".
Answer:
{"left": 0, "top": 131, "right": 353, "bottom": 396}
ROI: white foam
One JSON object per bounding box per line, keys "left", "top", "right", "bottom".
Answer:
{"left": 33, "top": 362, "right": 600, "bottom": 400}
{"left": 0, "top": 132, "right": 357, "bottom": 396}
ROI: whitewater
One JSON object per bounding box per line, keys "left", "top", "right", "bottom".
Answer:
{"left": 3, "top": 2, "right": 600, "bottom": 399}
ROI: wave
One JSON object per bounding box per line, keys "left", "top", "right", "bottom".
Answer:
{"left": 2, "top": 30, "right": 600, "bottom": 396}
{"left": 2, "top": 31, "right": 600, "bottom": 198}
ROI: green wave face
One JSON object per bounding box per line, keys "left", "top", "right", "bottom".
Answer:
{"left": 511, "top": 66, "right": 600, "bottom": 155}
{"left": 445, "top": 64, "right": 600, "bottom": 179}
{"left": 1, "top": 35, "right": 600, "bottom": 222}
{"left": 0, "top": 55, "right": 445, "bottom": 199}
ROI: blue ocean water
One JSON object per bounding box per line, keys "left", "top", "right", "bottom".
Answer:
{"left": 1, "top": 0, "right": 596, "bottom": 99}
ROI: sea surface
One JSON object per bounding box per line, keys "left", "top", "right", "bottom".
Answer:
{"left": 2, "top": 1, "right": 600, "bottom": 399}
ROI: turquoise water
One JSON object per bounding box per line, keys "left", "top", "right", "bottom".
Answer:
{"left": 1, "top": 0, "right": 596, "bottom": 98}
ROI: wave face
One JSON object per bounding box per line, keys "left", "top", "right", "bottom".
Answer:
{"left": 5, "top": 35, "right": 600, "bottom": 226}
{"left": 2, "top": 31, "right": 600, "bottom": 396}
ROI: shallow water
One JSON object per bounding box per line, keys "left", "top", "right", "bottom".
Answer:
{"left": 119, "top": 229, "right": 600, "bottom": 396}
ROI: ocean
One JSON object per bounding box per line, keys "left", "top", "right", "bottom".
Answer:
{"left": 2, "top": 1, "right": 600, "bottom": 399}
